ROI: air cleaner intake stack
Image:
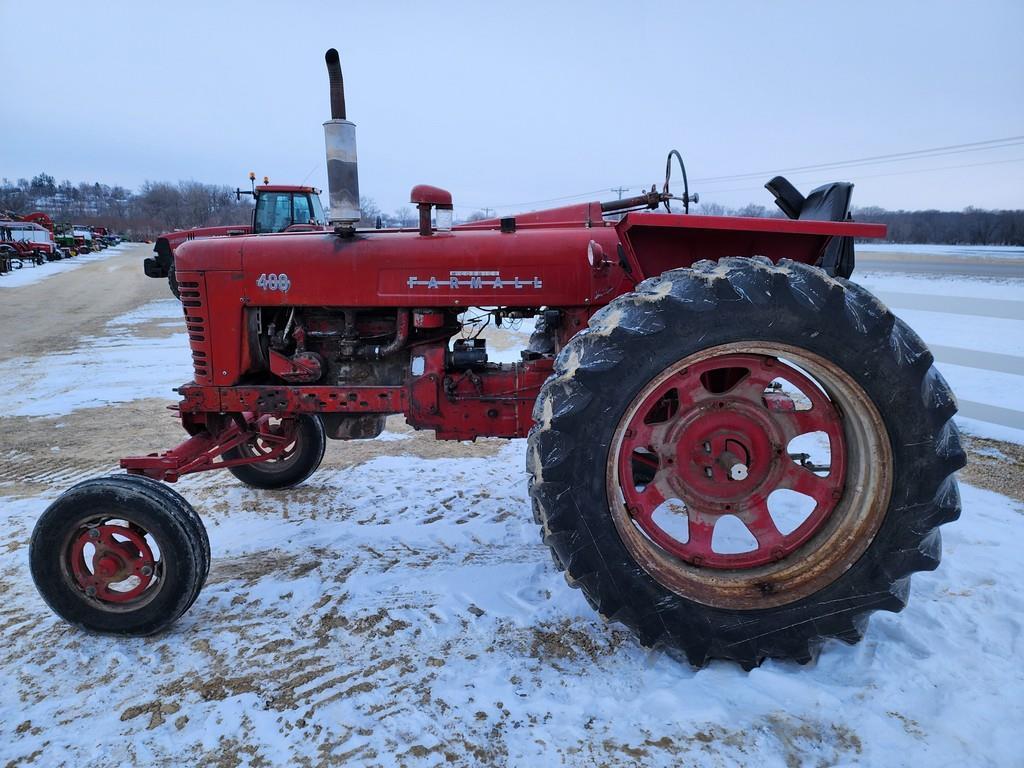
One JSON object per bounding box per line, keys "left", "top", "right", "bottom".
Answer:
{"left": 323, "top": 48, "right": 360, "bottom": 227}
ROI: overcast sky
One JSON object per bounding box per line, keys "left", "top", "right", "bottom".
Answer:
{"left": 2, "top": 1, "right": 1022, "bottom": 215}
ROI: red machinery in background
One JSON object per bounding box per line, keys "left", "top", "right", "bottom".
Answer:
{"left": 0, "top": 212, "right": 64, "bottom": 269}
{"left": 145, "top": 179, "right": 326, "bottom": 297}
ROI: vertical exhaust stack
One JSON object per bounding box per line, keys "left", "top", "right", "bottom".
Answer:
{"left": 323, "top": 48, "right": 360, "bottom": 227}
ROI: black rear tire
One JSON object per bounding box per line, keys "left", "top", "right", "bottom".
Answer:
{"left": 528, "top": 257, "right": 965, "bottom": 668}
{"left": 30, "top": 476, "right": 209, "bottom": 636}
{"left": 222, "top": 415, "right": 326, "bottom": 489}
{"left": 168, "top": 264, "right": 180, "bottom": 299}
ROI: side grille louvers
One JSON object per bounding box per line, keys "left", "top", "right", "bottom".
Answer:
{"left": 176, "top": 278, "right": 212, "bottom": 383}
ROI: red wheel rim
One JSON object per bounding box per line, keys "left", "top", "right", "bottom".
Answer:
{"left": 238, "top": 415, "right": 299, "bottom": 462}
{"left": 69, "top": 521, "right": 159, "bottom": 604}
{"left": 616, "top": 353, "right": 847, "bottom": 569}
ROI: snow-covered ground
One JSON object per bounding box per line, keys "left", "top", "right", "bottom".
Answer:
{"left": 0, "top": 243, "right": 133, "bottom": 289}
{"left": 861, "top": 243, "right": 1024, "bottom": 260}
{"left": 856, "top": 269, "right": 1024, "bottom": 443}
{"left": 1, "top": 252, "right": 1022, "bottom": 766}
{"left": 5, "top": 299, "right": 190, "bottom": 417}
{"left": 2, "top": 450, "right": 1021, "bottom": 767}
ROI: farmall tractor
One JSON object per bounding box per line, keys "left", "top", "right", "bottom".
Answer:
{"left": 29, "top": 49, "right": 965, "bottom": 668}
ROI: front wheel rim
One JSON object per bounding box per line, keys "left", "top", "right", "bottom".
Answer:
{"left": 62, "top": 517, "right": 164, "bottom": 610}
{"left": 607, "top": 342, "right": 893, "bottom": 610}
{"left": 237, "top": 417, "right": 300, "bottom": 468}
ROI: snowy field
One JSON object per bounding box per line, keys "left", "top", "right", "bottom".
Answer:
{"left": 4, "top": 299, "right": 191, "bottom": 417}
{"left": 0, "top": 248, "right": 1022, "bottom": 766}
{"left": 860, "top": 243, "right": 1024, "bottom": 260}
{"left": 0, "top": 243, "right": 133, "bottom": 289}
{"left": 855, "top": 267, "right": 1024, "bottom": 442}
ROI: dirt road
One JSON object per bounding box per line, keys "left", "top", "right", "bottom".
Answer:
{"left": 0, "top": 244, "right": 166, "bottom": 362}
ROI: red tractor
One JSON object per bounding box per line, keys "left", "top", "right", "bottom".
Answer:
{"left": 145, "top": 178, "right": 327, "bottom": 297}
{"left": 30, "top": 49, "right": 964, "bottom": 668}
{"left": 0, "top": 220, "right": 60, "bottom": 267}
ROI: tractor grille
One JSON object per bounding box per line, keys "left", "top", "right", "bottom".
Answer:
{"left": 176, "top": 275, "right": 213, "bottom": 385}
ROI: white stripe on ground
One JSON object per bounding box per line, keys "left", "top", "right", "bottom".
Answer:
{"left": 856, "top": 272, "right": 1024, "bottom": 301}
{"left": 877, "top": 292, "right": 1024, "bottom": 321}
{"left": 958, "top": 401, "right": 1024, "bottom": 431}
{"left": 890, "top": 309, "right": 1024, "bottom": 358}
{"left": 933, "top": 362, "right": 1024, "bottom": 412}
{"left": 929, "top": 346, "right": 1024, "bottom": 376}
{"left": 854, "top": 267, "right": 1024, "bottom": 436}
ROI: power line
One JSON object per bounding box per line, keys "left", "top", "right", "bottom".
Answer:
{"left": 299, "top": 162, "right": 322, "bottom": 186}
{"left": 452, "top": 135, "right": 1024, "bottom": 213}
{"left": 458, "top": 187, "right": 616, "bottom": 212}
{"left": 693, "top": 135, "right": 1024, "bottom": 185}
{"left": 695, "top": 155, "right": 1024, "bottom": 196}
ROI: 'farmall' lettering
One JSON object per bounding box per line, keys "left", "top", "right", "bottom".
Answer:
{"left": 407, "top": 271, "right": 543, "bottom": 290}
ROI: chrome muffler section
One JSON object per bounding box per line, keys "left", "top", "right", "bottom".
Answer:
{"left": 324, "top": 48, "right": 360, "bottom": 226}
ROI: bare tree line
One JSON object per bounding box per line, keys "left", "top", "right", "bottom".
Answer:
{"left": 0, "top": 174, "right": 253, "bottom": 239}
{"left": 692, "top": 202, "right": 1024, "bottom": 245}
{"left": 3, "top": 173, "right": 1022, "bottom": 245}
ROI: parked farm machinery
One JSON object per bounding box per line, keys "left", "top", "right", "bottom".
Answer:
{"left": 0, "top": 213, "right": 65, "bottom": 268}
{"left": 29, "top": 49, "right": 964, "bottom": 668}
{"left": 53, "top": 223, "right": 97, "bottom": 255}
{"left": 145, "top": 179, "right": 326, "bottom": 297}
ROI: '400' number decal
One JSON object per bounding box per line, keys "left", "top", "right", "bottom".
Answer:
{"left": 256, "top": 273, "right": 291, "bottom": 292}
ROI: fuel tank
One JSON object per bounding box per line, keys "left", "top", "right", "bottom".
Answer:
{"left": 173, "top": 222, "right": 628, "bottom": 309}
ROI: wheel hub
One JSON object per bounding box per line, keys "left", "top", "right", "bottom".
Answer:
{"left": 616, "top": 352, "right": 848, "bottom": 570}
{"left": 69, "top": 523, "right": 157, "bottom": 604}
{"left": 668, "top": 398, "right": 779, "bottom": 504}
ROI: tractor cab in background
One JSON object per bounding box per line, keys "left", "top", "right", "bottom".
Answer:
{"left": 145, "top": 179, "right": 326, "bottom": 296}
{"left": 250, "top": 185, "right": 326, "bottom": 233}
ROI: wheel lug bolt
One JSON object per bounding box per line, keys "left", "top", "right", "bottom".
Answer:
{"left": 87, "top": 528, "right": 100, "bottom": 539}
{"left": 85, "top": 586, "right": 97, "bottom": 597}
{"left": 141, "top": 565, "right": 154, "bottom": 576}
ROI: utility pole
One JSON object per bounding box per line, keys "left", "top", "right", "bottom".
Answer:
{"left": 612, "top": 186, "right": 629, "bottom": 200}
{"left": 482, "top": 207, "right": 494, "bottom": 218}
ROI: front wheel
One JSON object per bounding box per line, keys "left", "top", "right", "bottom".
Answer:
{"left": 222, "top": 414, "right": 326, "bottom": 489}
{"left": 30, "top": 475, "right": 209, "bottom": 636}
{"left": 167, "top": 263, "right": 180, "bottom": 298}
{"left": 528, "top": 257, "right": 965, "bottom": 668}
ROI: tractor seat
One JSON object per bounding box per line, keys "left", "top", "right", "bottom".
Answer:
{"left": 765, "top": 176, "right": 853, "bottom": 222}
{"left": 764, "top": 176, "right": 856, "bottom": 279}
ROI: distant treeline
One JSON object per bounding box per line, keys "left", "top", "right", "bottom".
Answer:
{"left": 0, "top": 173, "right": 252, "bottom": 239}
{"left": 851, "top": 206, "right": 1024, "bottom": 245}
{"left": 3, "top": 173, "right": 1022, "bottom": 244}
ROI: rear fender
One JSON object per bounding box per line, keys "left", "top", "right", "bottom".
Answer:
{"left": 616, "top": 213, "right": 885, "bottom": 280}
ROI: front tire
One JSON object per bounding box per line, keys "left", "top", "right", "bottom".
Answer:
{"left": 222, "top": 415, "right": 326, "bottom": 489}
{"left": 528, "top": 257, "right": 965, "bottom": 668}
{"left": 167, "top": 263, "right": 180, "bottom": 298}
{"left": 30, "top": 476, "right": 209, "bottom": 636}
